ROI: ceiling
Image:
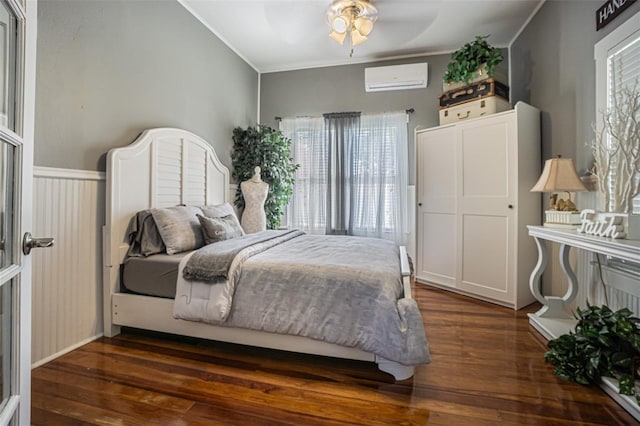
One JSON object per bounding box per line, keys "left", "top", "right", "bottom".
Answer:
{"left": 179, "top": 0, "right": 544, "bottom": 73}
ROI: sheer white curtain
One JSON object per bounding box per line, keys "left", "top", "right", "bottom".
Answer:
{"left": 350, "top": 111, "right": 409, "bottom": 245}
{"left": 281, "top": 111, "right": 409, "bottom": 246}
{"left": 280, "top": 117, "right": 327, "bottom": 234}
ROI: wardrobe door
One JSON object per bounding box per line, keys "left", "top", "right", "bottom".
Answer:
{"left": 457, "top": 114, "right": 517, "bottom": 303}
{"left": 416, "top": 127, "right": 458, "bottom": 288}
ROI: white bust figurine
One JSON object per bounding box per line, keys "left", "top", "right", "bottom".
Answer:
{"left": 240, "top": 166, "right": 269, "bottom": 233}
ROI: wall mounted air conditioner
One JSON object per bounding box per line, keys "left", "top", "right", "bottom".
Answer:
{"left": 364, "top": 62, "right": 428, "bottom": 92}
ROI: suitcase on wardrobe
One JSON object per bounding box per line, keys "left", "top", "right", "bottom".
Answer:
{"left": 439, "top": 96, "right": 511, "bottom": 125}
{"left": 439, "top": 78, "right": 509, "bottom": 108}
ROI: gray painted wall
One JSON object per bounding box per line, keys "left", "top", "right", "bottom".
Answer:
{"left": 260, "top": 54, "right": 458, "bottom": 184}
{"left": 36, "top": 0, "right": 258, "bottom": 172}
{"left": 511, "top": 0, "right": 640, "bottom": 174}
{"left": 511, "top": 1, "right": 640, "bottom": 294}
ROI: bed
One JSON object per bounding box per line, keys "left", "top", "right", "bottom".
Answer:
{"left": 103, "top": 127, "right": 429, "bottom": 380}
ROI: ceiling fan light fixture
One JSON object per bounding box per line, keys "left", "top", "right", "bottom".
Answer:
{"left": 326, "top": 0, "right": 377, "bottom": 56}
{"left": 354, "top": 16, "right": 373, "bottom": 36}
{"left": 331, "top": 14, "right": 350, "bottom": 34}
{"left": 329, "top": 30, "right": 347, "bottom": 45}
{"left": 351, "top": 28, "right": 368, "bottom": 46}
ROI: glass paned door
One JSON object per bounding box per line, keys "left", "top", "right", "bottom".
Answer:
{"left": 0, "top": 0, "right": 34, "bottom": 423}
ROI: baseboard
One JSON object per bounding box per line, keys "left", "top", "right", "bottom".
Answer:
{"left": 415, "top": 279, "right": 517, "bottom": 310}
{"left": 31, "top": 333, "right": 103, "bottom": 369}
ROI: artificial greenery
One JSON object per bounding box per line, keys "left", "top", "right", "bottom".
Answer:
{"left": 231, "top": 125, "right": 299, "bottom": 229}
{"left": 544, "top": 304, "right": 640, "bottom": 402}
{"left": 443, "top": 35, "right": 503, "bottom": 85}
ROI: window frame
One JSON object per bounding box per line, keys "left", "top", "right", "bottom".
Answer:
{"left": 594, "top": 11, "right": 640, "bottom": 274}
{"left": 594, "top": 12, "right": 640, "bottom": 128}
{"left": 281, "top": 112, "right": 409, "bottom": 242}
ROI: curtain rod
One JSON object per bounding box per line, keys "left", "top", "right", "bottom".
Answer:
{"left": 275, "top": 108, "right": 414, "bottom": 122}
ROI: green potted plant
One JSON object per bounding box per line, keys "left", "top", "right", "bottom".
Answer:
{"left": 231, "top": 125, "right": 299, "bottom": 229}
{"left": 443, "top": 35, "right": 504, "bottom": 91}
{"left": 544, "top": 304, "right": 640, "bottom": 402}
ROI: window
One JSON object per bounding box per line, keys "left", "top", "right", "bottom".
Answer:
{"left": 280, "top": 116, "right": 327, "bottom": 234}
{"left": 351, "top": 113, "right": 408, "bottom": 237}
{"left": 595, "top": 11, "right": 640, "bottom": 274}
{"left": 281, "top": 111, "right": 409, "bottom": 245}
{"left": 595, "top": 11, "right": 640, "bottom": 213}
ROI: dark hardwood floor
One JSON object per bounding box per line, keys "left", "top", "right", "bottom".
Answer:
{"left": 32, "top": 284, "right": 638, "bottom": 425}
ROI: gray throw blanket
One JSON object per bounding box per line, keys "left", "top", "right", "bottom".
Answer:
{"left": 182, "top": 229, "right": 303, "bottom": 281}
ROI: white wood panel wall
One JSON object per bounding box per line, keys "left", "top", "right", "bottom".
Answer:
{"left": 31, "top": 168, "right": 238, "bottom": 367}
{"left": 31, "top": 167, "right": 105, "bottom": 367}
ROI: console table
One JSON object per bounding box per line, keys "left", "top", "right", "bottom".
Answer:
{"left": 527, "top": 225, "right": 640, "bottom": 420}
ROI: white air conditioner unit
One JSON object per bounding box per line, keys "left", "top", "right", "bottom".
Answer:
{"left": 364, "top": 62, "right": 428, "bottom": 92}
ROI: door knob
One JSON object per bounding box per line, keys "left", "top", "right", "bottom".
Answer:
{"left": 508, "top": 204, "right": 514, "bottom": 209}
{"left": 418, "top": 202, "right": 423, "bottom": 206}
{"left": 22, "top": 232, "right": 54, "bottom": 255}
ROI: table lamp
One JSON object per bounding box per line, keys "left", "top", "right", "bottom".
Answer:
{"left": 531, "top": 156, "right": 588, "bottom": 228}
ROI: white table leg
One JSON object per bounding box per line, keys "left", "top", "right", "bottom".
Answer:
{"left": 529, "top": 236, "right": 547, "bottom": 305}
{"left": 529, "top": 236, "right": 573, "bottom": 319}
{"left": 558, "top": 243, "right": 579, "bottom": 306}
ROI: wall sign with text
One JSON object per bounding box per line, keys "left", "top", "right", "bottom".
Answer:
{"left": 596, "top": 0, "right": 637, "bottom": 30}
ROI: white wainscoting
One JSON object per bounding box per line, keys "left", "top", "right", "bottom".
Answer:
{"left": 31, "top": 167, "right": 106, "bottom": 367}
{"left": 31, "top": 170, "right": 238, "bottom": 367}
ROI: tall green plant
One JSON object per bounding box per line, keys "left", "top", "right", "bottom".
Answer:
{"left": 231, "top": 125, "right": 299, "bottom": 229}
{"left": 545, "top": 304, "right": 640, "bottom": 402}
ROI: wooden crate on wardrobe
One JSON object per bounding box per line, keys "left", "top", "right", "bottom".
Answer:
{"left": 415, "top": 102, "right": 541, "bottom": 309}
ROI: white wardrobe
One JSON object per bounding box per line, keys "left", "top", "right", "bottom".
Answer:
{"left": 415, "top": 102, "right": 541, "bottom": 309}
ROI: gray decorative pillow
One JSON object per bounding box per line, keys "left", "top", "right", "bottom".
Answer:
{"left": 198, "top": 214, "right": 245, "bottom": 245}
{"left": 200, "top": 202, "right": 236, "bottom": 218}
{"left": 150, "top": 206, "right": 204, "bottom": 255}
{"left": 125, "top": 209, "right": 166, "bottom": 257}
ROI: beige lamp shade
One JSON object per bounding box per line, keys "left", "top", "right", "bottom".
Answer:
{"left": 531, "top": 157, "right": 588, "bottom": 192}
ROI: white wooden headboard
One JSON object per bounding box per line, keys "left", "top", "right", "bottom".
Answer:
{"left": 103, "top": 128, "right": 230, "bottom": 336}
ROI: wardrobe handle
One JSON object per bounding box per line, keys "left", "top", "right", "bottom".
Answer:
{"left": 508, "top": 204, "right": 514, "bottom": 209}
{"left": 418, "top": 203, "right": 423, "bottom": 206}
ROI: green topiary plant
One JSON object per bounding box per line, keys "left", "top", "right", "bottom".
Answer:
{"left": 231, "top": 125, "right": 299, "bottom": 229}
{"left": 544, "top": 304, "right": 640, "bottom": 402}
{"left": 443, "top": 35, "right": 503, "bottom": 85}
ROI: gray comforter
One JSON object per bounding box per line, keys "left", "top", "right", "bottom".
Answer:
{"left": 176, "top": 231, "right": 430, "bottom": 366}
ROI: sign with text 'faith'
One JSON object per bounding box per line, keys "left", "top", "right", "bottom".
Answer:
{"left": 577, "top": 209, "right": 627, "bottom": 239}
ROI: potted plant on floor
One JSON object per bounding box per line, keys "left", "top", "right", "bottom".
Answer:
{"left": 442, "top": 35, "right": 504, "bottom": 91}
{"left": 544, "top": 304, "right": 640, "bottom": 403}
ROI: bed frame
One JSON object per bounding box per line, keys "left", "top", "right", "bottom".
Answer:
{"left": 102, "top": 128, "right": 415, "bottom": 380}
